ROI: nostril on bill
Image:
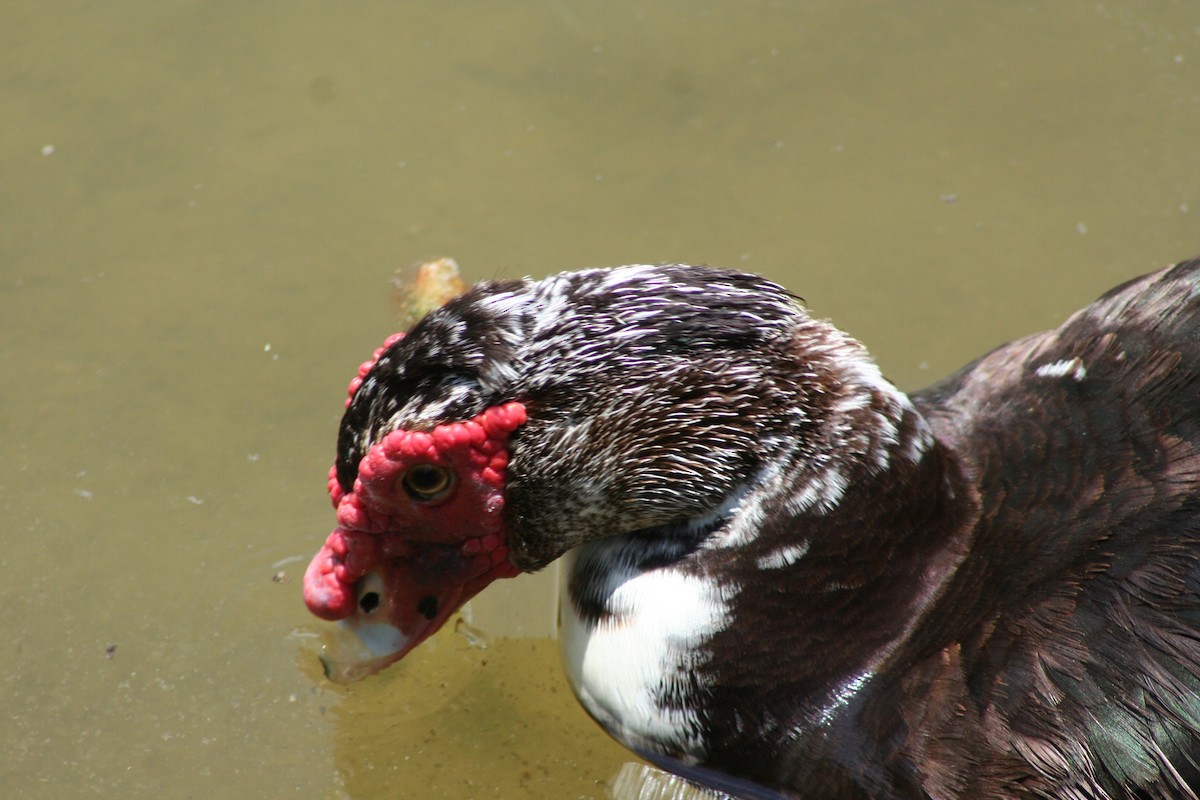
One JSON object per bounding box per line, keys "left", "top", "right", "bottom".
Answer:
{"left": 359, "top": 591, "right": 381, "bottom": 614}
{"left": 417, "top": 595, "right": 438, "bottom": 620}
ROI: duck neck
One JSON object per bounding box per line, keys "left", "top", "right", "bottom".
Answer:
{"left": 561, "top": 326, "right": 977, "bottom": 781}
{"left": 691, "top": 392, "right": 975, "bottom": 785}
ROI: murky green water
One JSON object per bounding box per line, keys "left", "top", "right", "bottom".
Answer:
{"left": 3, "top": 2, "right": 1198, "bottom": 798}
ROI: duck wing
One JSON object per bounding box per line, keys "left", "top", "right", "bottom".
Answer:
{"left": 902, "top": 258, "right": 1200, "bottom": 798}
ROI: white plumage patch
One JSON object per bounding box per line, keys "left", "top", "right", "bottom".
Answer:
{"left": 787, "top": 465, "right": 850, "bottom": 515}
{"left": 560, "top": 546, "right": 735, "bottom": 760}
{"left": 757, "top": 540, "right": 811, "bottom": 570}
{"left": 900, "top": 416, "right": 935, "bottom": 464}
{"left": 1035, "top": 357, "right": 1088, "bottom": 382}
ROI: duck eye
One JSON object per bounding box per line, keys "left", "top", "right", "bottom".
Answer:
{"left": 401, "top": 463, "right": 454, "bottom": 501}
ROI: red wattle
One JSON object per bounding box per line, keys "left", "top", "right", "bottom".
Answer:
{"left": 305, "top": 330, "right": 530, "bottom": 634}
{"left": 302, "top": 529, "right": 357, "bottom": 620}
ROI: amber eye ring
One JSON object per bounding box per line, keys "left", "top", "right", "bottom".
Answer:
{"left": 401, "top": 463, "right": 455, "bottom": 502}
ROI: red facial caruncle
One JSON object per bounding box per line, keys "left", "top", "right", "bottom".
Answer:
{"left": 302, "top": 332, "right": 526, "bottom": 681}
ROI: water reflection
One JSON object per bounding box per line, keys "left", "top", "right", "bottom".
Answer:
{"left": 327, "top": 629, "right": 631, "bottom": 798}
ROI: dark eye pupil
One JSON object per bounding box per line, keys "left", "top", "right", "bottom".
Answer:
{"left": 410, "top": 466, "right": 440, "bottom": 488}
{"left": 402, "top": 464, "right": 450, "bottom": 499}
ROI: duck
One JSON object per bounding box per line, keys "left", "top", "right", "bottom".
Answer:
{"left": 303, "top": 259, "right": 1200, "bottom": 799}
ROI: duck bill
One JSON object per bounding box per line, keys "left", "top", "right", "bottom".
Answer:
{"left": 314, "top": 559, "right": 475, "bottom": 684}
{"left": 304, "top": 527, "right": 520, "bottom": 683}
{"left": 317, "top": 617, "right": 426, "bottom": 684}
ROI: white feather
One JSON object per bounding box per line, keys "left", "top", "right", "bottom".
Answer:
{"left": 560, "top": 546, "right": 736, "bottom": 759}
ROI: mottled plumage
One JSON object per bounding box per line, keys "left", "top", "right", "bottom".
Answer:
{"left": 307, "top": 259, "right": 1200, "bottom": 799}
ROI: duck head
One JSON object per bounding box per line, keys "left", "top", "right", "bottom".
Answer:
{"left": 303, "top": 264, "right": 915, "bottom": 682}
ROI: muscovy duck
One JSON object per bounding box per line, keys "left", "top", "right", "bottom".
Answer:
{"left": 304, "top": 260, "right": 1200, "bottom": 799}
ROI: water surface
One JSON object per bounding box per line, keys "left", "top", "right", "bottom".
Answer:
{"left": 3, "top": 2, "right": 1198, "bottom": 797}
